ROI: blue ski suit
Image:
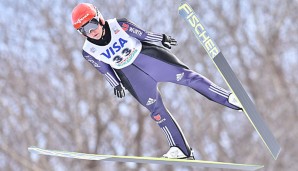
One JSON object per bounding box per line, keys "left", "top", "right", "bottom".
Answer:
{"left": 81, "top": 18, "right": 240, "bottom": 157}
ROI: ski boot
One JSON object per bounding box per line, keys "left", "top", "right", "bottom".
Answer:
{"left": 228, "top": 93, "right": 243, "bottom": 110}
{"left": 162, "top": 146, "right": 195, "bottom": 160}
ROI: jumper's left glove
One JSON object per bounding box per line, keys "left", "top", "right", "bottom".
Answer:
{"left": 114, "top": 83, "right": 125, "bottom": 98}
{"left": 162, "top": 34, "right": 177, "bottom": 49}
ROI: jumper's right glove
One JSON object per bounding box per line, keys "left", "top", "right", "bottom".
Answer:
{"left": 114, "top": 83, "right": 125, "bottom": 98}
{"left": 161, "top": 34, "right": 177, "bottom": 49}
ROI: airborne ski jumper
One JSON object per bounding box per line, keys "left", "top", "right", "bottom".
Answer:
{"left": 71, "top": 3, "right": 242, "bottom": 159}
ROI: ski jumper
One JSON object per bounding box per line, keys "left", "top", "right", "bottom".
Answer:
{"left": 81, "top": 18, "right": 240, "bottom": 157}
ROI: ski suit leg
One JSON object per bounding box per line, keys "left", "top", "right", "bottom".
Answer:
{"left": 134, "top": 50, "right": 240, "bottom": 110}
{"left": 117, "top": 64, "right": 192, "bottom": 157}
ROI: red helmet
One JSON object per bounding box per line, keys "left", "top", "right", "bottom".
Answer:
{"left": 71, "top": 3, "right": 103, "bottom": 30}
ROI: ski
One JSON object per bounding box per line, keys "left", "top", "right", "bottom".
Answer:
{"left": 178, "top": 2, "right": 280, "bottom": 159}
{"left": 28, "top": 146, "right": 263, "bottom": 170}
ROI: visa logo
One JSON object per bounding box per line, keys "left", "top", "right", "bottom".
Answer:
{"left": 101, "top": 38, "right": 128, "bottom": 58}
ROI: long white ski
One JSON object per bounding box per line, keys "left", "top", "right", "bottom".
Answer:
{"left": 28, "top": 146, "right": 263, "bottom": 170}
{"left": 178, "top": 2, "right": 280, "bottom": 159}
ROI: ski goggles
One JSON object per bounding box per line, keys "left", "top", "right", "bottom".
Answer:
{"left": 77, "top": 18, "right": 99, "bottom": 35}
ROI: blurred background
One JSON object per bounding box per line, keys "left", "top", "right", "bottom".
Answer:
{"left": 1, "top": 0, "right": 297, "bottom": 170}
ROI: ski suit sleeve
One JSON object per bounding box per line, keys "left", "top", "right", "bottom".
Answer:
{"left": 117, "top": 18, "right": 163, "bottom": 42}
{"left": 82, "top": 50, "right": 121, "bottom": 87}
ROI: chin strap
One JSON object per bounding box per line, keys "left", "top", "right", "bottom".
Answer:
{"left": 99, "top": 21, "right": 106, "bottom": 39}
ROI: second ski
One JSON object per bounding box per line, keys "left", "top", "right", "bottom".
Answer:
{"left": 178, "top": 2, "right": 280, "bottom": 159}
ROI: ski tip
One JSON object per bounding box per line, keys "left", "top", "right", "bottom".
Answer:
{"left": 178, "top": 1, "right": 191, "bottom": 17}
{"left": 28, "top": 146, "right": 38, "bottom": 153}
